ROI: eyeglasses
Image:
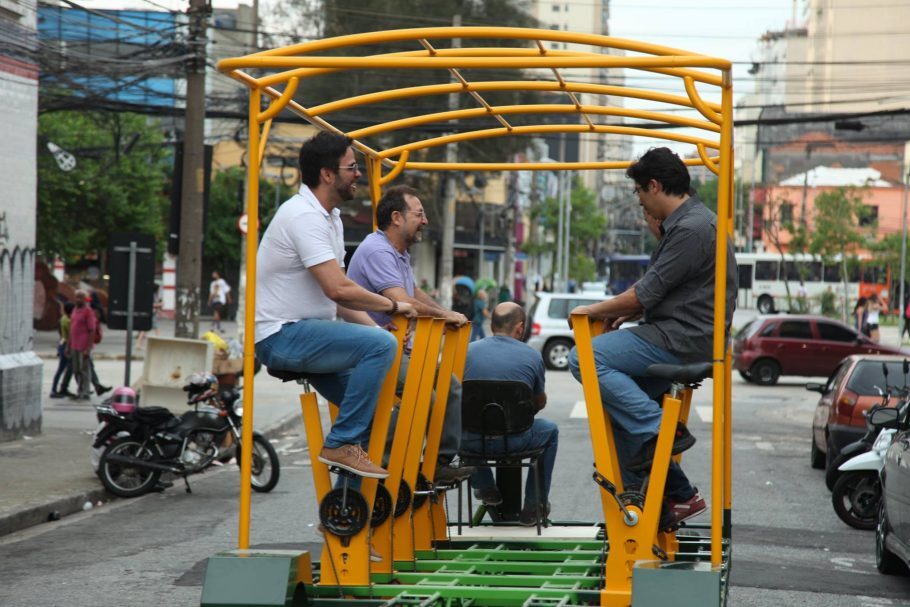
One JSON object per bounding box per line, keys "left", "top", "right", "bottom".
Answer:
{"left": 632, "top": 184, "right": 646, "bottom": 196}
{"left": 408, "top": 210, "right": 427, "bottom": 219}
{"left": 337, "top": 162, "right": 360, "bottom": 173}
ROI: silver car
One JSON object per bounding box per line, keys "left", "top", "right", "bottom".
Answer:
{"left": 526, "top": 291, "right": 614, "bottom": 371}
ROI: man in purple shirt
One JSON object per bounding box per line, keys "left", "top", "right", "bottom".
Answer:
{"left": 347, "top": 185, "right": 472, "bottom": 484}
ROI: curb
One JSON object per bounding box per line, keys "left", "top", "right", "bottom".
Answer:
{"left": 0, "top": 410, "right": 302, "bottom": 539}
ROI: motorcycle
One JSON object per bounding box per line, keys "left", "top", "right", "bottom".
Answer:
{"left": 831, "top": 360, "right": 910, "bottom": 530}
{"left": 831, "top": 426, "right": 896, "bottom": 530}
{"left": 93, "top": 373, "right": 280, "bottom": 498}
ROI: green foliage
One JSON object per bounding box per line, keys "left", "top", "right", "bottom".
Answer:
{"left": 820, "top": 287, "right": 838, "bottom": 317}
{"left": 809, "top": 186, "right": 871, "bottom": 320}
{"left": 523, "top": 176, "right": 606, "bottom": 283}
{"left": 693, "top": 177, "right": 752, "bottom": 216}
{"left": 37, "top": 111, "right": 169, "bottom": 261}
{"left": 808, "top": 187, "right": 870, "bottom": 260}
{"left": 871, "top": 232, "right": 910, "bottom": 284}
{"left": 204, "top": 167, "right": 287, "bottom": 276}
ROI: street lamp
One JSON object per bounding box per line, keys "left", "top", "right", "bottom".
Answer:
{"left": 47, "top": 142, "right": 76, "bottom": 172}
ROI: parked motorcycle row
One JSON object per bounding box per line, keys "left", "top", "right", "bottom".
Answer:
{"left": 91, "top": 373, "right": 280, "bottom": 498}
{"left": 812, "top": 359, "right": 910, "bottom": 575}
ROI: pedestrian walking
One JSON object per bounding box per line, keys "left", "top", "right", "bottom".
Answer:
{"left": 208, "top": 271, "right": 232, "bottom": 332}
{"left": 69, "top": 291, "right": 97, "bottom": 401}
{"left": 471, "top": 289, "right": 490, "bottom": 341}
{"left": 50, "top": 301, "right": 74, "bottom": 398}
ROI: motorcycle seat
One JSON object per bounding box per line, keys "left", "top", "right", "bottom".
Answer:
{"left": 134, "top": 406, "right": 178, "bottom": 428}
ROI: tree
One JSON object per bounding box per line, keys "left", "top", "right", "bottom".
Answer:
{"left": 37, "top": 111, "right": 170, "bottom": 265}
{"left": 808, "top": 186, "right": 872, "bottom": 322}
{"left": 762, "top": 193, "right": 798, "bottom": 312}
{"left": 523, "top": 176, "right": 606, "bottom": 284}
{"left": 204, "top": 166, "right": 285, "bottom": 282}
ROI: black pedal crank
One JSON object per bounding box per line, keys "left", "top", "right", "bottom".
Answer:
{"left": 319, "top": 487, "right": 369, "bottom": 537}
{"left": 593, "top": 470, "right": 637, "bottom": 525}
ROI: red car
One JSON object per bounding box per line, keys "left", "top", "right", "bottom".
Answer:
{"left": 733, "top": 314, "right": 904, "bottom": 386}
{"left": 809, "top": 354, "right": 910, "bottom": 475}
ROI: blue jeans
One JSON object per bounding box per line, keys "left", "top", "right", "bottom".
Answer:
{"left": 461, "top": 417, "right": 559, "bottom": 510}
{"left": 255, "top": 319, "right": 397, "bottom": 448}
{"left": 471, "top": 321, "right": 486, "bottom": 342}
{"left": 568, "top": 330, "right": 695, "bottom": 502}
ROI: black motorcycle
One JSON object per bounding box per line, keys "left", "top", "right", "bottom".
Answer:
{"left": 95, "top": 373, "right": 280, "bottom": 498}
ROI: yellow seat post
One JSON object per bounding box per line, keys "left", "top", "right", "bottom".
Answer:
{"left": 298, "top": 319, "right": 406, "bottom": 587}
{"left": 395, "top": 318, "right": 446, "bottom": 566}
{"left": 571, "top": 314, "right": 689, "bottom": 607}
{"left": 413, "top": 323, "right": 468, "bottom": 549}
{"left": 371, "top": 317, "right": 435, "bottom": 572}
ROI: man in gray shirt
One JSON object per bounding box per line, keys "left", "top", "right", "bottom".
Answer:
{"left": 567, "top": 147, "right": 737, "bottom": 531}
{"left": 347, "top": 185, "right": 472, "bottom": 484}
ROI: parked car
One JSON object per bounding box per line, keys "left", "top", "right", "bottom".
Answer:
{"left": 876, "top": 406, "right": 910, "bottom": 576}
{"left": 526, "top": 292, "right": 615, "bottom": 371}
{"left": 808, "top": 355, "right": 910, "bottom": 478}
{"left": 733, "top": 314, "right": 904, "bottom": 386}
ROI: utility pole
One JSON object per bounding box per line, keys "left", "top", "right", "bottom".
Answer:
{"left": 439, "top": 13, "right": 461, "bottom": 309}
{"left": 899, "top": 165, "right": 909, "bottom": 346}
{"left": 174, "top": 0, "right": 209, "bottom": 338}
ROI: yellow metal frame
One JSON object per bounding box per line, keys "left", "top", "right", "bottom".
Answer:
{"left": 219, "top": 24, "right": 733, "bottom": 607}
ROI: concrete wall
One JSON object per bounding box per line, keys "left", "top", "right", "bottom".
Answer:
{"left": 0, "top": 1, "right": 42, "bottom": 441}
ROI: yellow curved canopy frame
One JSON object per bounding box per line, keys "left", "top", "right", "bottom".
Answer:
{"left": 217, "top": 26, "right": 734, "bottom": 567}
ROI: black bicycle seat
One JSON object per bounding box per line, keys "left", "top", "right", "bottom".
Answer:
{"left": 646, "top": 362, "right": 713, "bottom": 384}
{"left": 266, "top": 368, "right": 309, "bottom": 382}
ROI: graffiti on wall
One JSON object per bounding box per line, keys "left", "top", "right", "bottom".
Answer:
{"left": 0, "top": 245, "right": 36, "bottom": 355}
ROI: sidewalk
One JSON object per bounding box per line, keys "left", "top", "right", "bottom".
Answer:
{"left": 0, "top": 318, "right": 305, "bottom": 538}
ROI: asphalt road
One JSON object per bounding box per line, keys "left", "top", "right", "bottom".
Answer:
{"left": 2, "top": 370, "right": 910, "bottom": 606}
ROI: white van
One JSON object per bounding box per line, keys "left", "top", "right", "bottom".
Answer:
{"left": 526, "top": 292, "right": 614, "bottom": 371}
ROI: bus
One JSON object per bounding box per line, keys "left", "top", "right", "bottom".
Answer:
{"left": 736, "top": 252, "right": 889, "bottom": 314}
{"left": 602, "top": 254, "right": 650, "bottom": 295}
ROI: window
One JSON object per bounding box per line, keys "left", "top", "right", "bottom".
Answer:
{"left": 785, "top": 261, "right": 822, "bottom": 282}
{"left": 552, "top": 4, "right": 560, "bottom": 10}
{"left": 547, "top": 298, "right": 569, "bottom": 319}
{"left": 755, "top": 260, "right": 778, "bottom": 280}
{"left": 778, "top": 321, "right": 812, "bottom": 339}
{"left": 759, "top": 322, "right": 777, "bottom": 337}
{"left": 823, "top": 263, "right": 841, "bottom": 283}
{"left": 825, "top": 362, "right": 851, "bottom": 393}
{"left": 780, "top": 203, "right": 794, "bottom": 224}
{"left": 847, "top": 361, "right": 907, "bottom": 395}
{"left": 817, "top": 322, "right": 856, "bottom": 342}
{"left": 860, "top": 205, "right": 878, "bottom": 227}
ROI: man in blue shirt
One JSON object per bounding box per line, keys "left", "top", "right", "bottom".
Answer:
{"left": 347, "top": 185, "right": 472, "bottom": 484}
{"left": 462, "top": 302, "right": 559, "bottom": 526}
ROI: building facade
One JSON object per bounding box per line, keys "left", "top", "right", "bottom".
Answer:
{"left": 0, "top": 0, "right": 42, "bottom": 441}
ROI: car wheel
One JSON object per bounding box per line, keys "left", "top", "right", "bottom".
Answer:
{"left": 543, "top": 338, "right": 574, "bottom": 371}
{"left": 738, "top": 370, "right": 753, "bottom": 383}
{"left": 757, "top": 295, "right": 774, "bottom": 314}
{"left": 810, "top": 432, "right": 825, "bottom": 470}
{"left": 750, "top": 359, "right": 780, "bottom": 385}
{"left": 876, "top": 502, "right": 908, "bottom": 575}
{"left": 825, "top": 435, "right": 844, "bottom": 491}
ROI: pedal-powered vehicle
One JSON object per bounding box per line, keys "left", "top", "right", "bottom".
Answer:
{"left": 205, "top": 26, "right": 734, "bottom": 607}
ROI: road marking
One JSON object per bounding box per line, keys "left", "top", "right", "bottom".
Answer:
{"left": 756, "top": 441, "right": 774, "bottom": 451}
{"left": 570, "top": 400, "right": 588, "bottom": 418}
{"left": 694, "top": 406, "right": 713, "bottom": 424}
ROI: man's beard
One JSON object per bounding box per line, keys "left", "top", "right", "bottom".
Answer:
{"left": 335, "top": 179, "right": 354, "bottom": 201}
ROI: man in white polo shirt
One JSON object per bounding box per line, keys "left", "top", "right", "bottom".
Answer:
{"left": 255, "top": 132, "right": 416, "bottom": 479}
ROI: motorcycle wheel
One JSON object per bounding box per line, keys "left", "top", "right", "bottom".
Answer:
{"left": 237, "top": 433, "right": 280, "bottom": 493}
{"left": 831, "top": 471, "right": 880, "bottom": 530}
{"left": 98, "top": 437, "right": 162, "bottom": 498}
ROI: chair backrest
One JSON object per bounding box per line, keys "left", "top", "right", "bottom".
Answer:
{"left": 461, "top": 380, "right": 536, "bottom": 437}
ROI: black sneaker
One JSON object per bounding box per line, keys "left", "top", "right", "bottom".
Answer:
{"left": 472, "top": 486, "right": 503, "bottom": 506}
{"left": 518, "top": 502, "right": 551, "bottom": 527}
{"left": 96, "top": 385, "right": 112, "bottom": 397}
{"left": 435, "top": 463, "right": 475, "bottom": 484}
{"left": 626, "top": 423, "right": 696, "bottom": 472}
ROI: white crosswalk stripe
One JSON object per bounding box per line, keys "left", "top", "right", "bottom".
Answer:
{"left": 570, "top": 401, "right": 715, "bottom": 425}
{"left": 570, "top": 400, "right": 587, "bottom": 418}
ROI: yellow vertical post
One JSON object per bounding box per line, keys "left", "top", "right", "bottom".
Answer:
{"left": 395, "top": 318, "right": 445, "bottom": 565}
{"left": 413, "top": 323, "right": 463, "bottom": 548}
{"left": 367, "top": 156, "right": 383, "bottom": 232}
{"left": 237, "top": 87, "right": 260, "bottom": 551}
{"left": 711, "top": 69, "right": 734, "bottom": 567}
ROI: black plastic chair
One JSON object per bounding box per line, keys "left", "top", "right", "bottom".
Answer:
{"left": 457, "top": 380, "right": 547, "bottom": 535}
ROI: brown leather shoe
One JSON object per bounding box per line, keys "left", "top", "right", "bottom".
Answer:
{"left": 318, "top": 444, "right": 389, "bottom": 479}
